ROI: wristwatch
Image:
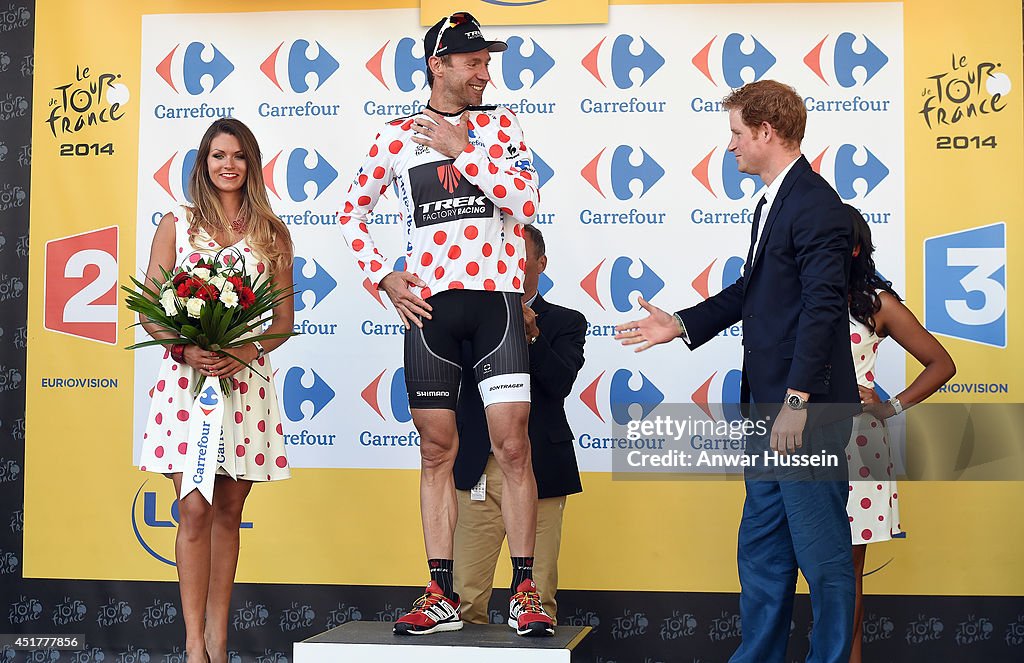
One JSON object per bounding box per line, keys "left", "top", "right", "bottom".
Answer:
{"left": 252, "top": 340, "right": 266, "bottom": 360}
{"left": 785, "top": 392, "right": 807, "bottom": 411}
{"left": 888, "top": 396, "right": 903, "bottom": 416}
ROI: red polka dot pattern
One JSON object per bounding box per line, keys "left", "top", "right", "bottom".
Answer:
{"left": 847, "top": 318, "right": 900, "bottom": 545}
{"left": 338, "top": 107, "right": 535, "bottom": 299}
{"left": 139, "top": 223, "right": 290, "bottom": 483}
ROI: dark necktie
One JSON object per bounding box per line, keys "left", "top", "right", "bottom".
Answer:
{"left": 745, "top": 195, "right": 768, "bottom": 270}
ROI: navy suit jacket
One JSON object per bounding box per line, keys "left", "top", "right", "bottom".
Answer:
{"left": 454, "top": 295, "right": 586, "bottom": 499}
{"left": 677, "top": 156, "right": 858, "bottom": 422}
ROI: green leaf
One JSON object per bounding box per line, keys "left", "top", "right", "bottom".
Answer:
{"left": 124, "top": 337, "right": 183, "bottom": 351}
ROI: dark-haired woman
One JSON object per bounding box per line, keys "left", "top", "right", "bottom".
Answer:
{"left": 844, "top": 206, "right": 955, "bottom": 663}
{"left": 136, "top": 118, "right": 295, "bottom": 663}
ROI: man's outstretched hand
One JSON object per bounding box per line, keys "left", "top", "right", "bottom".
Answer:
{"left": 615, "top": 297, "right": 682, "bottom": 352}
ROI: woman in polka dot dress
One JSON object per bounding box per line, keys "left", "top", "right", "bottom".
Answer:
{"left": 844, "top": 207, "right": 955, "bottom": 663}
{"left": 137, "top": 118, "right": 295, "bottom": 663}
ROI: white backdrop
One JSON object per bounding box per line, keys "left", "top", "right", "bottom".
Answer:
{"left": 132, "top": 4, "right": 905, "bottom": 471}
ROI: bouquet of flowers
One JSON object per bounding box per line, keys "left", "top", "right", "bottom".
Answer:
{"left": 122, "top": 247, "right": 295, "bottom": 394}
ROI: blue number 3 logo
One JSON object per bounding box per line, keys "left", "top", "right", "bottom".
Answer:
{"left": 924, "top": 223, "right": 1006, "bottom": 347}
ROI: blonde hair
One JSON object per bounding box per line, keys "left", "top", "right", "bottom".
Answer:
{"left": 187, "top": 118, "right": 293, "bottom": 277}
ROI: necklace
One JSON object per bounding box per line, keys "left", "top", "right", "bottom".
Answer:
{"left": 230, "top": 213, "right": 246, "bottom": 234}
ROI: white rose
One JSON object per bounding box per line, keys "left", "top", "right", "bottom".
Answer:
{"left": 219, "top": 289, "right": 239, "bottom": 308}
{"left": 185, "top": 297, "right": 204, "bottom": 318}
{"left": 209, "top": 275, "right": 227, "bottom": 290}
{"left": 219, "top": 278, "right": 234, "bottom": 293}
{"left": 159, "top": 289, "right": 179, "bottom": 316}
{"left": 191, "top": 267, "right": 211, "bottom": 280}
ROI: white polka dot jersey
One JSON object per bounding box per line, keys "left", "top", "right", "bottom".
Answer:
{"left": 338, "top": 106, "right": 539, "bottom": 300}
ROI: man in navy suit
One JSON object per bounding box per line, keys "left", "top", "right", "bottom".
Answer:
{"left": 453, "top": 224, "right": 586, "bottom": 624}
{"left": 617, "top": 80, "right": 858, "bottom": 663}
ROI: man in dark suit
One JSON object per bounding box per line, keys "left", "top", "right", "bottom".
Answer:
{"left": 453, "top": 224, "right": 586, "bottom": 623}
{"left": 617, "top": 80, "right": 858, "bottom": 663}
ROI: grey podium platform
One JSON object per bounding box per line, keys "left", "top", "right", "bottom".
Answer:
{"left": 295, "top": 621, "right": 592, "bottom": 662}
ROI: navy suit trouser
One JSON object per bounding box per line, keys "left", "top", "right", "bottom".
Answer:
{"left": 730, "top": 415, "right": 854, "bottom": 663}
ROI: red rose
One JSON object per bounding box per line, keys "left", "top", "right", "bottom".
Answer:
{"left": 172, "top": 271, "right": 189, "bottom": 287}
{"left": 176, "top": 282, "right": 191, "bottom": 297}
{"left": 237, "top": 287, "right": 256, "bottom": 309}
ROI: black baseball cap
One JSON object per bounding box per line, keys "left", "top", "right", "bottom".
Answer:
{"left": 423, "top": 11, "right": 507, "bottom": 59}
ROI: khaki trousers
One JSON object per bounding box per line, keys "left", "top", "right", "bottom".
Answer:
{"left": 453, "top": 454, "right": 566, "bottom": 624}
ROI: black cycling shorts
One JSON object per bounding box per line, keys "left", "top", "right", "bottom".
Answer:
{"left": 404, "top": 289, "right": 530, "bottom": 410}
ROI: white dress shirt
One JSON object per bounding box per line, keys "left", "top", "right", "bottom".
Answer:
{"left": 748, "top": 155, "right": 800, "bottom": 268}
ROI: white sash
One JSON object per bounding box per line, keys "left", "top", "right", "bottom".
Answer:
{"left": 179, "top": 376, "right": 237, "bottom": 503}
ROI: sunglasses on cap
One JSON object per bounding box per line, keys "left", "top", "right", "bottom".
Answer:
{"left": 431, "top": 12, "right": 482, "bottom": 57}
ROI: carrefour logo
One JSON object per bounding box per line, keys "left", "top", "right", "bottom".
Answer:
{"left": 692, "top": 34, "right": 775, "bottom": 87}
{"left": 496, "top": 36, "right": 554, "bottom": 90}
{"left": 924, "top": 223, "right": 1006, "bottom": 347}
{"left": 260, "top": 40, "right": 339, "bottom": 93}
{"left": 692, "top": 256, "right": 744, "bottom": 300}
{"left": 580, "top": 256, "right": 664, "bottom": 313}
{"left": 366, "top": 37, "right": 426, "bottom": 92}
{"left": 692, "top": 147, "right": 765, "bottom": 200}
{"left": 582, "top": 34, "right": 664, "bottom": 88}
{"left": 282, "top": 367, "right": 336, "bottom": 422}
{"left": 156, "top": 42, "right": 234, "bottom": 94}
{"left": 691, "top": 370, "right": 743, "bottom": 423}
{"left": 262, "top": 148, "right": 338, "bottom": 202}
{"left": 132, "top": 481, "right": 251, "bottom": 567}
{"left": 361, "top": 368, "right": 411, "bottom": 423}
{"left": 531, "top": 151, "right": 555, "bottom": 189}
{"left": 198, "top": 385, "right": 220, "bottom": 416}
{"left": 580, "top": 369, "right": 665, "bottom": 425}
{"left": 809, "top": 145, "right": 889, "bottom": 200}
{"left": 582, "top": 145, "right": 664, "bottom": 200}
{"left": 293, "top": 257, "right": 336, "bottom": 312}
{"left": 804, "top": 33, "right": 888, "bottom": 87}
{"left": 153, "top": 150, "right": 198, "bottom": 202}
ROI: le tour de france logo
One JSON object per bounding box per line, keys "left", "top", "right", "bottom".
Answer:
{"left": 919, "top": 51, "right": 1012, "bottom": 151}
{"left": 46, "top": 64, "right": 130, "bottom": 158}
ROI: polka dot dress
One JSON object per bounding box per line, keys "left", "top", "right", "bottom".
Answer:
{"left": 847, "top": 315, "right": 900, "bottom": 544}
{"left": 137, "top": 209, "right": 290, "bottom": 482}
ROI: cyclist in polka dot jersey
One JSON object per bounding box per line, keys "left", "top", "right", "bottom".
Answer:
{"left": 339, "top": 12, "right": 554, "bottom": 638}
{"left": 340, "top": 74, "right": 538, "bottom": 302}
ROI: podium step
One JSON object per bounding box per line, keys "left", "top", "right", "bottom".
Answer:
{"left": 295, "top": 621, "right": 592, "bottom": 662}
